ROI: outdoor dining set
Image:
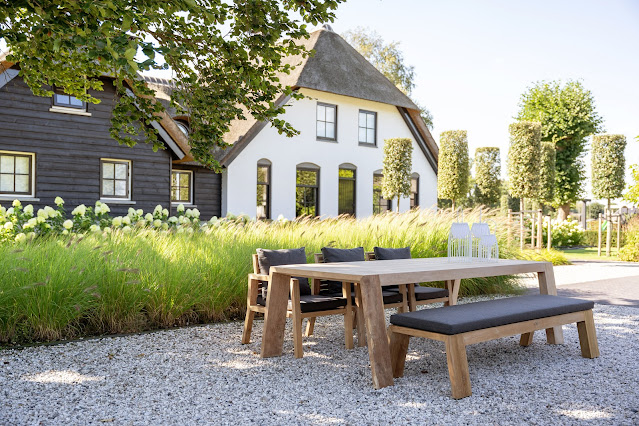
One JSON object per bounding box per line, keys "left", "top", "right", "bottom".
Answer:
{"left": 241, "top": 243, "right": 600, "bottom": 399}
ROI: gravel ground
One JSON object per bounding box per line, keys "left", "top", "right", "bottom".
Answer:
{"left": 1, "top": 298, "right": 638, "bottom": 425}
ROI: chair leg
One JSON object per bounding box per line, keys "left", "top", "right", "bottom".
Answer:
{"left": 445, "top": 335, "right": 472, "bottom": 399}
{"left": 293, "top": 317, "right": 303, "bottom": 358}
{"left": 305, "top": 318, "right": 316, "bottom": 337}
{"left": 519, "top": 332, "right": 534, "bottom": 347}
{"left": 290, "top": 278, "right": 304, "bottom": 358}
{"left": 343, "top": 282, "right": 354, "bottom": 349}
{"left": 398, "top": 284, "right": 409, "bottom": 313}
{"left": 389, "top": 328, "right": 410, "bottom": 378}
{"left": 354, "top": 282, "right": 367, "bottom": 347}
{"left": 407, "top": 283, "right": 417, "bottom": 312}
{"left": 241, "top": 309, "right": 255, "bottom": 344}
{"left": 577, "top": 310, "right": 600, "bottom": 358}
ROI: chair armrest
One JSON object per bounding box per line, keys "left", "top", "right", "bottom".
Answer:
{"left": 249, "top": 273, "right": 269, "bottom": 281}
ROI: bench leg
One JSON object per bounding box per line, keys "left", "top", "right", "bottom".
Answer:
{"left": 519, "top": 331, "right": 534, "bottom": 347}
{"left": 445, "top": 335, "right": 472, "bottom": 399}
{"left": 389, "top": 329, "right": 410, "bottom": 378}
{"left": 241, "top": 309, "right": 255, "bottom": 344}
{"left": 577, "top": 310, "right": 600, "bottom": 359}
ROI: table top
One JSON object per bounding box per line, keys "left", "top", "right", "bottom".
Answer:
{"left": 270, "top": 258, "right": 549, "bottom": 285}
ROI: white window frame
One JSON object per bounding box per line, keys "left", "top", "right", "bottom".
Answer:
{"left": 171, "top": 169, "right": 194, "bottom": 206}
{"left": 49, "top": 87, "right": 92, "bottom": 117}
{"left": 100, "top": 158, "right": 133, "bottom": 202}
{"left": 0, "top": 150, "right": 37, "bottom": 200}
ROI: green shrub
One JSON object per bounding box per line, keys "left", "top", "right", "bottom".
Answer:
{"left": 619, "top": 216, "right": 639, "bottom": 262}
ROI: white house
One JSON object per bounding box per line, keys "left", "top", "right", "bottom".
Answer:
{"left": 215, "top": 25, "right": 439, "bottom": 219}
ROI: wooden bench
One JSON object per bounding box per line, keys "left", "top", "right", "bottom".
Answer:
{"left": 388, "top": 294, "right": 600, "bottom": 399}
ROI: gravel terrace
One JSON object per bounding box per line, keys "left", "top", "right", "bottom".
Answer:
{"left": 2, "top": 293, "right": 638, "bottom": 425}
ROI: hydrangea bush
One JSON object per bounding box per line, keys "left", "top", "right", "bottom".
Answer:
{"left": 0, "top": 198, "right": 211, "bottom": 243}
{"left": 542, "top": 217, "right": 585, "bottom": 247}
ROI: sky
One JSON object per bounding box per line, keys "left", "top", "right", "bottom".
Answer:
{"left": 331, "top": 0, "right": 639, "bottom": 201}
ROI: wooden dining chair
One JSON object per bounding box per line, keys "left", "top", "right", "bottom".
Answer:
{"left": 366, "top": 247, "right": 451, "bottom": 311}
{"left": 242, "top": 250, "right": 355, "bottom": 358}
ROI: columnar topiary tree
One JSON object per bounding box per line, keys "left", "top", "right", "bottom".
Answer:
{"left": 539, "top": 142, "right": 556, "bottom": 205}
{"left": 507, "top": 122, "right": 541, "bottom": 211}
{"left": 474, "top": 147, "right": 501, "bottom": 207}
{"left": 437, "top": 130, "right": 470, "bottom": 210}
{"left": 382, "top": 138, "right": 413, "bottom": 212}
{"left": 591, "top": 134, "right": 627, "bottom": 210}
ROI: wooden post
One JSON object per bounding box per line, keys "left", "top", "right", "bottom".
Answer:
{"left": 597, "top": 213, "right": 602, "bottom": 257}
{"left": 606, "top": 209, "right": 612, "bottom": 257}
{"left": 547, "top": 216, "right": 552, "bottom": 250}
{"left": 530, "top": 211, "right": 536, "bottom": 249}
{"left": 617, "top": 214, "right": 621, "bottom": 252}
{"left": 537, "top": 209, "right": 543, "bottom": 250}
{"left": 519, "top": 212, "right": 524, "bottom": 251}
{"left": 507, "top": 209, "right": 513, "bottom": 246}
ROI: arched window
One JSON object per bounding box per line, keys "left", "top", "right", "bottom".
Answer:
{"left": 296, "top": 163, "right": 320, "bottom": 217}
{"left": 338, "top": 163, "right": 356, "bottom": 216}
{"left": 410, "top": 173, "right": 420, "bottom": 209}
{"left": 373, "top": 170, "right": 391, "bottom": 213}
{"left": 175, "top": 120, "right": 189, "bottom": 136}
{"left": 257, "top": 159, "right": 271, "bottom": 220}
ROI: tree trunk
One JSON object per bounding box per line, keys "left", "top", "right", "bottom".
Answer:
{"left": 396, "top": 196, "right": 400, "bottom": 213}
{"left": 520, "top": 198, "right": 524, "bottom": 213}
{"left": 556, "top": 204, "right": 570, "bottom": 221}
{"left": 451, "top": 200, "right": 456, "bottom": 211}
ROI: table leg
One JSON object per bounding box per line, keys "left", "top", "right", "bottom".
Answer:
{"left": 444, "top": 279, "right": 461, "bottom": 306}
{"left": 359, "top": 275, "right": 394, "bottom": 389}
{"left": 538, "top": 262, "right": 564, "bottom": 344}
{"left": 261, "top": 272, "right": 291, "bottom": 357}
{"left": 354, "top": 282, "right": 366, "bottom": 347}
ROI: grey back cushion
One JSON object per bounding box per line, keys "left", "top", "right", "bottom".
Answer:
{"left": 321, "top": 246, "right": 365, "bottom": 263}
{"left": 373, "top": 246, "right": 412, "bottom": 260}
{"left": 256, "top": 248, "right": 311, "bottom": 295}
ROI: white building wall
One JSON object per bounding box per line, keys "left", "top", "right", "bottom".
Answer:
{"left": 224, "top": 88, "right": 437, "bottom": 219}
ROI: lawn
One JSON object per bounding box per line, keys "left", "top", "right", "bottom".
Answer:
{"left": 559, "top": 247, "right": 621, "bottom": 261}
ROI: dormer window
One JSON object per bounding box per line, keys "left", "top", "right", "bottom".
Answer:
{"left": 176, "top": 121, "right": 189, "bottom": 136}
{"left": 316, "top": 103, "right": 337, "bottom": 141}
{"left": 53, "top": 87, "right": 86, "bottom": 110}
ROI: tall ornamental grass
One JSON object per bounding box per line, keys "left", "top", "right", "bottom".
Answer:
{"left": 0, "top": 207, "right": 563, "bottom": 345}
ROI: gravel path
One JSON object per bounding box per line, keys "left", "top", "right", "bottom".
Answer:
{"left": 2, "top": 298, "right": 638, "bottom": 425}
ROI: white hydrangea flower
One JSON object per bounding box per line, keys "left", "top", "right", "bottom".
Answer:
{"left": 100, "top": 203, "right": 110, "bottom": 214}
{"left": 62, "top": 229, "right": 69, "bottom": 235}
{"left": 112, "top": 217, "right": 123, "bottom": 227}
{"left": 36, "top": 216, "right": 45, "bottom": 224}
{"left": 177, "top": 204, "right": 185, "bottom": 213}
{"left": 37, "top": 209, "right": 47, "bottom": 219}
{"left": 6, "top": 207, "right": 14, "bottom": 215}
{"left": 4, "top": 221, "right": 14, "bottom": 230}
{"left": 122, "top": 226, "right": 132, "bottom": 233}
{"left": 161, "top": 222, "right": 169, "bottom": 230}
{"left": 95, "top": 205, "right": 102, "bottom": 215}
{"left": 54, "top": 197, "right": 64, "bottom": 206}
{"left": 90, "top": 224, "right": 101, "bottom": 232}
{"left": 15, "top": 233, "right": 26, "bottom": 242}
{"left": 192, "top": 208, "right": 200, "bottom": 218}
{"left": 72, "top": 204, "right": 87, "bottom": 216}
{"left": 154, "top": 205, "right": 163, "bottom": 214}
{"left": 23, "top": 204, "right": 33, "bottom": 216}
{"left": 162, "top": 208, "right": 169, "bottom": 217}
{"left": 122, "top": 216, "right": 131, "bottom": 226}
{"left": 136, "top": 209, "right": 143, "bottom": 216}
{"left": 63, "top": 220, "right": 73, "bottom": 230}
{"left": 153, "top": 219, "right": 162, "bottom": 228}
{"left": 185, "top": 209, "right": 193, "bottom": 218}
{"left": 145, "top": 213, "right": 153, "bottom": 222}
{"left": 137, "top": 219, "right": 147, "bottom": 227}
{"left": 168, "top": 216, "right": 178, "bottom": 223}
{"left": 128, "top": 207, "right": 136, "bottom": 216}
{"left": 12, "top": 200, "right": 21, "bottom": 207}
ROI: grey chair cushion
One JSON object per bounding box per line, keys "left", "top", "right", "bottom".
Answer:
{"left": 390, "top": 295, "right": 594, "bottom": 335}
{"left": 322, "top": 289, "right": 404, "bottom": 305}
{"left": 257, "top": 294, "right": 347, "bottom": 313}
{"left": 321, "top": 246, "right": 365, "bottom": 263}
{"left": 373, "top": 246, "right": 412, "bottom": 260}
{"left": 413, "top": 285, "right": 449, "bottom": 300}
{"left": 256, "top": 248, "right": 311, "bottom": 295}
{"left": 320, "top": 247, "right": 365, "bottom": 293}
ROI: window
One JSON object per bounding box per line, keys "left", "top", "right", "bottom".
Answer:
{"left": 53, "top": 87, "right": 86, "bottom": 110}
{"left": 296, "top": 164, "right": 319, "bottom": 217}
{"left": 358, "top": 110, "right": 377, "bottom": 145}
{"left": 0, "top": 151, "right": 34, "bottom": 196}
{"left": 410, "top": 174, "right": 420, "bottom": 209}
{"left": 316, "top": 103, "right": 337, "bottom": 140}
{"left": 175, "top": 121, "right": 189, "bottom": 136}
{"left": 338, "top": 164, "right": 356, "bottom": 216}
{"left": 171, "top": 170, "right": 193, "bottom": 204}
{"left": 101, "top": 159, "right": 131, "bottom": 199}
{"left": 373, "top": 172, "right": 391, "bottom": 214}
{"left": 257, "top": 160, "right": 271, "bottom": 220}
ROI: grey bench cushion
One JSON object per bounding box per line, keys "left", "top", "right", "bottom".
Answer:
{"left": 390, "top": 295, "right": 594, "bottom": 335}
{"left": 257, "top": 294, "right": 347, "bottom": 313}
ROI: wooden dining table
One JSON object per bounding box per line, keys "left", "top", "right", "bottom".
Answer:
{"left": 263, "top": 258, "right": 562, "bottom": 389}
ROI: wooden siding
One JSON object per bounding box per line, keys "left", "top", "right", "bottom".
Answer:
{"left": 170, "top": 164, "right": 222, "bottom": 219}
{"left": 0, "top": 75, "right": 224, "bottom": 217}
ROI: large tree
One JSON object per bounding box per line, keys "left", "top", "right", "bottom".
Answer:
{"left": 474, "top": 147, "right": 501, "bottom": 207}
{"left": 437, "top": 130, "right": 470, "bottom": 210}
{"left": 342, "top": 27, "right": 433, "bottom": 129}
{"left": 0, "top": 0, "right": 343, "bottom": 169}
{"left": 516, "top": 80, "right": 603, "bottom": 220}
